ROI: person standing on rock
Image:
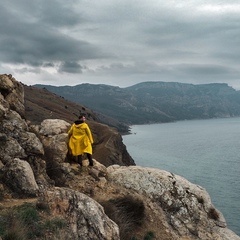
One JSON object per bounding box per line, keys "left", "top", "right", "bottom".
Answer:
{"left": 68, "top": 115, "right": 94, "bottom": 167}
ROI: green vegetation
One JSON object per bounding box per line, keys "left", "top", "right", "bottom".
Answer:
{"left": 0, "top": 203, "right": 67, "bottom": 240}
{"left": 144, "top": 231, "right": 155, "bottom": 240}
{"left": 130, "top": 231, "right": 156, "bottom": 240}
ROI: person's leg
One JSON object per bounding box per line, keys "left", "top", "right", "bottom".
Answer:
{"left": 77, "top": 155, "right": 82, "bottom": 167}
{"left": 86, "top": 153, "right": 93, "bottom": 166}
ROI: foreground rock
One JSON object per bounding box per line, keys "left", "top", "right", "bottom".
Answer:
{"left": 2, "top": 158, "right": 39, "bottom": 196}
{"left": 107, "top": 165, "right": 240, "bottom": 240}
{"left": 39, "top": 187, "right": 120, "bottom": 240}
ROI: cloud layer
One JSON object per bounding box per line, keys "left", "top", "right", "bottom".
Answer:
{"left": 1, "top": 0, "right": 240, "bottom": 89}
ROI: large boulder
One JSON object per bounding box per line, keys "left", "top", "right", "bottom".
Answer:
{"left": 37, "top": 119, "right": 71, "bottom": 186}
{"left": 0, "top": 74, "right": 25, "bottom": 117}
{"left": 2, "top": 158, "right": 39, "bottom": 196}
{"left": 40, "top": 119, "right": 70, "bottom": 136}
{"left": 38, "top": 187, "right": 120, "bottom": 240}
{"left": 0, "top": 134, "right": 26, "bottom": 163}
{"left": 0, "top": 109, "right": 44, "bottom": 161}
{"left": 107, "top": 165, "right": 240, "bottom": 240}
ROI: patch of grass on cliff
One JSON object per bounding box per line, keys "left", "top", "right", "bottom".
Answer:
{"left": 100, "top": 195, "right": 145, "bottom": 239}
{"left": 130, "top": 231, "right": 155, "bottom": 240}
{"left": 0, "top": 202, "right": 67, "bottom": 240}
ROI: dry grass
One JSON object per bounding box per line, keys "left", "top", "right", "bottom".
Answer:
{"left": 0, "top": 202, "right": 67, "bottom": 240}
{"left": 100, "top": 195, "right": 145, "bottom": 239}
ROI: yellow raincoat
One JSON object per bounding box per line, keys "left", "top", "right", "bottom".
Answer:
{"left": 68, "top": 121, "right": 94, "bottom": 156}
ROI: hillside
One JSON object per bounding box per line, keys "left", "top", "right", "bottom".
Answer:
{"left": 1, "top": 74, "right": 240, "bottom": 239}
{"left": 23, "top": 85, "right": 129, "bottom": 133}
{"left": 34, "top": 82, "right": 240, "bottom": 124}
{"left": 22, "top": 84, "right": 134, "bottom": 167}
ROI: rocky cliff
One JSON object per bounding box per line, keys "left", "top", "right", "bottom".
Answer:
{"left": 0, "top": 74, "right": 239, "bottom": 240}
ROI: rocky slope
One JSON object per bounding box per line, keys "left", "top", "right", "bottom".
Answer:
{"left": 0, "top": 74, "right": 239, "bottom": 240}
{"left": 34, "top": 82, "right": 240, "bottom": 124}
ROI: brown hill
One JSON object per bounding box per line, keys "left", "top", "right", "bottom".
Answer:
{"left": 23, "top": 85, "right": 128, "bottom": 131}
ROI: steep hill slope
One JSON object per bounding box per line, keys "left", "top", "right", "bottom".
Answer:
{"left": 24, "top": 85, "right": 129, "bottom": 133}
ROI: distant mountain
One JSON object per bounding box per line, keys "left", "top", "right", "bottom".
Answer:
{"left": 34, "top": 81, "right": 240, "bottom": 124}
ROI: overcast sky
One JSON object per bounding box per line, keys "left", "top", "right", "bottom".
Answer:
{"left": 1, "top": 0, "right": 240, "bottom": 89}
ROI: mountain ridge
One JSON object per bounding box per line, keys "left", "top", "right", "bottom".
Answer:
{"left": 34, "top": 81, "right": 240, "bottom": 125}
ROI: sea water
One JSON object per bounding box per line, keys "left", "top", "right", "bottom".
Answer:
{"left": 122, "top": 117, "right": 240, "bottom": 235}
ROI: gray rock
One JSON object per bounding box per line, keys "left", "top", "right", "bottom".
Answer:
{"left": 0, "top": 74, "right": 24, "bottom": 117}
{"left": 2, "top": 158, "right": 39, "bottom": 196}
{"left": 39, "top": 187, "right": 120, "bottom": 240}
{"left": 40, "top": 119, "right": 70, "bottom": 136}
{"left": 107, "top": 165, "right": 240, "bottom": 240}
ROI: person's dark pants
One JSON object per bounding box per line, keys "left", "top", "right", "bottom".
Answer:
{"left": 87, "top": 153, "right": 94, "bottom": 166}
{"left": 77, "top": 153, "right": 93, "bottom": 167}
{"left": 77, "top": 155, "right": 82, "bottom": 166}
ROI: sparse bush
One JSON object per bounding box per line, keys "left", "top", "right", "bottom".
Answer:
{"left": 36, "top": 201, "right": 50, "bottom": 213}
{"left": 208, "top": 207, "right": 219, "bottom": 220}
{"left": 0, "top": 209, "right": 28, "bottom": 240}
{"left": 197, "top": 196, "right": 204, "bottom": 204}
{"left": 16, "top": 203, "right": 40, "bottom": 225}
{"left": 101, "top": 195, "right": 145, "bottom": 239}
{"left": 144, "top": 231, "right": 155, "bottom": 240}
{"left": 44, "top": 218, "right": 66, "bottom": 232}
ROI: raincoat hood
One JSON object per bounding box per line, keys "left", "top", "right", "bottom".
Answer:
{"left": 74, "top": 120, "right": 84, "bottom": 125}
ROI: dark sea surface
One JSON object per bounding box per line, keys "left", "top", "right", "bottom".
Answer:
{"left": 122, "top": 117, "right": 240, "bottom": 235}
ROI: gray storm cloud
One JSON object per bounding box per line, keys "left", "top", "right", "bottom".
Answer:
{"left": 1, "top": 0, "right": 240, "bottom": 89}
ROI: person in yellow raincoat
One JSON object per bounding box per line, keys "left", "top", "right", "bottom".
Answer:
{"left": 68, "top": 115, "right": 94, "bottom": 167}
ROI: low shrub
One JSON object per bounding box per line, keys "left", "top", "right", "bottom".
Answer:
{"left": 101, "top": 195, "right": 145, "bottom": 239}
{"left": 208, "top": 207, "right": 219, "bottom": 220}
{"left": 44, "top": 218, "right": 66, "bottom": 232}
{"left": 0, "top": 208, "right": 28, "bottom": 240}
{"left": 144, "top": 231, "right": 155, "bottom": 240}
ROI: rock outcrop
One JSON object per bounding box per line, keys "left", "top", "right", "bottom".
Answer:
{"left": 2, "top": 158, "right": 39, "bottom": 196}
{"left": 107, "top": 165, "right": 239, "bottom": 240}
{"left": 38, "top": 187, "right": 119, "bottom": 240}
{"left": 0, "top": 74, "right": 239, "bottom": 240}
